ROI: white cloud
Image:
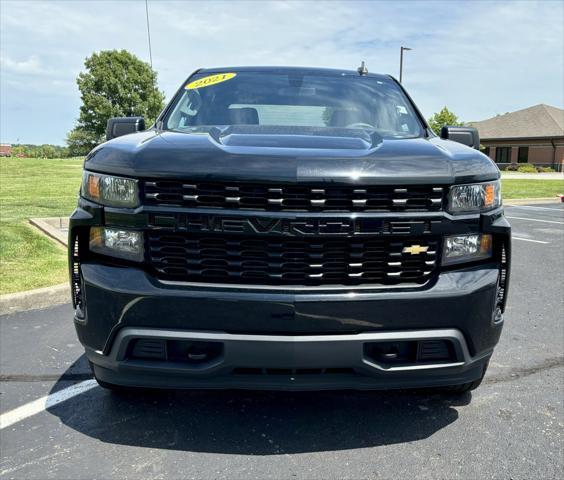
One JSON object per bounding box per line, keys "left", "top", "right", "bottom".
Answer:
{"left": 0, "top": 0, "right": 562, "bottom": 144}
{"left": 0, "top": 54, "right": 44, "bottom": 74}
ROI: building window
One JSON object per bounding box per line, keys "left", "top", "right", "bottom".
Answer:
{"left": 483, "top": 147, "right": 490, "bottom": 157}
{"left": 518, "top": 146, "right": 529, "bottom": 163}
{"left": 495, "top": 147, "right": 511, "bottom": 163}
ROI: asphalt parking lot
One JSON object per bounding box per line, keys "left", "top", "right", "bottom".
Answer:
{"left": 1, "top": 203, "right": 563, "bottom": 480}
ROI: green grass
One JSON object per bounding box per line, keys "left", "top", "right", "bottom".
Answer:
{"left": 0, "top": 157, "right": 83, "bottom": 294}
{"left": 501, "top": 179, "right": 564, "bottom": 199}
{"left": 0, "top": 157, "right": 562, "bottom": 294}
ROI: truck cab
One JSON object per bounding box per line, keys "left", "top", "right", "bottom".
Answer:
{"left": 69, "top": 66, "right": 510, "bottom": 393}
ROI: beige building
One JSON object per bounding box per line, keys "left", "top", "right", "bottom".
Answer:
{"left": 470, "top": 104, "right": 564, "bottom": 171}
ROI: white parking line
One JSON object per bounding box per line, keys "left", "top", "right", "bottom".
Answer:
{"left": 506, "top": 205, "right": 564, "bottom": 212}
{"left": 506, "top": 216, "right": 564, "bottom": 225}
{"left": 512, "top": 237, "right": 550, "bottom": 244}
{"left": 0, "top": 379, "right": 98, "bottom": 430}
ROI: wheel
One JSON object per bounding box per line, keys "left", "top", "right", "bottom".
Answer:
{"left": 88, "top": 361, "right": 164, "bottom": 394}
{"left": 88, "top": 361, "right": 131, "bottom": 392}
{"left": 440, "top": 377, "right": 484, "bottom": 393}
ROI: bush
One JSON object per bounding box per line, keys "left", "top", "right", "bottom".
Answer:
{"left": 506, "top": 163, "right": 519, "bottom": 171}
{"left": 11, "top": 144, "right": 70, "bottom": 158}
{"left": 517, "top": 164, "right": 538, "bottom": 173}
{"left": 537, "top": 166, "right": 555, "bottom": 173}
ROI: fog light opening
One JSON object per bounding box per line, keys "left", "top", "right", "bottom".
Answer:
{"left": 364, "top": 339, "right": 457, "bottom": 366}
{"left": 364, "top": 341, "right": 417, "bottom": 365}
{"left": 187, "top": 343, "right": 211, "bottom": 361}
{"left": 127, "top": 339, "right": 224, "bottom": 364}
{"left": 167, "top": 340, "right": 223, "bottom": 364}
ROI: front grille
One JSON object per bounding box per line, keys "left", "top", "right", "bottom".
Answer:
{"left": 148, "top": 233, "right": 439, "bottom": 286}
{"left": 143, "top": 180, "right": 444, "bottom": 212}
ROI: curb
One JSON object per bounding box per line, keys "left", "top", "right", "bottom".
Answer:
{"left": 0, "top": 283, "right": 70, "bottom": 316}
{"left": 29, "top": 217, "right": 68, "bottom": 247}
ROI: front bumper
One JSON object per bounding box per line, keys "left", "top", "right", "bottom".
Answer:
{"left": 87, "top": 327, "right": 491, "bottom": 391}
{"left": 78, "top": 261, "right": 502, "bottom": 390}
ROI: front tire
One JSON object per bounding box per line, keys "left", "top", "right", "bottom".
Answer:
{"left": 88, "top": 361, "right": 130, "bottom": 392}
{"left": 441, "top": 361, "right": 489, "bottom": 393}
{"left": 441, "top": 378, "right": 484, "bottom": 393}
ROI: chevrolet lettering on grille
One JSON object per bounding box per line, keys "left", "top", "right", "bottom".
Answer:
{"left": 148, "top": 213, "right": 439, "bottom": 237}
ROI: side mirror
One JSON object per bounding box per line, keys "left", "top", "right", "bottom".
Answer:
{"left": 440, "top": 126, "right": 480, "bottom": 150}
{"left": 106, "top": 117, "right": 146, "bottom": 141}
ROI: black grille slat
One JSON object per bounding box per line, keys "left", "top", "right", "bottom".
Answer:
{"left": 130, "top": 339, "right": 167, "bottom": 360}
{"left": 143, "top": 181, "right": 444, "bottom": 212}
{"left": 148, "top": 233, "right": 439, "bottom": 286}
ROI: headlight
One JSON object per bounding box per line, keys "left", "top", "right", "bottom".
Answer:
{"left": 448, "top": 181, "right": 501, "bottom": 214}
{"left": 89, "top": 227, "right": 144, "bottom": 261}
{"left": 81, "top": 171, "right": 139, "bottom": 208}
{"left": 442, "top": 234, "right": 492, "bottom": 266}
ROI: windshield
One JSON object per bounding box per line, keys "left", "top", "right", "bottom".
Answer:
{"left": 164, "top": 71, "right": 424, "bottom": 138}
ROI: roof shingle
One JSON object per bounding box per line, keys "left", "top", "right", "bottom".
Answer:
{"left": 469, "top": 104, "right": 564, "bottom": 140}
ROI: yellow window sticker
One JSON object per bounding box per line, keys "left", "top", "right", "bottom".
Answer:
{"left": 185, "top": 73, "right": 237, "bottom": 90}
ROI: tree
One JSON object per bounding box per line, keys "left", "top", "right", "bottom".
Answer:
{"left": 9, "top": 144, "right": 69, "bottom": 158}
{"left": 11, "top": 146, "right": 25, "bottom": 157}
{"left": 67, "top": 49, "right": 165, "bottom": 151}
{"left": 39, "top": 144, "right": 56, "bottom": 158}
{"left": 66, "top": 128, "right": 100, "bottom": 157}
{"left": 427, "top": 107, "right": 464, "bottom": 135}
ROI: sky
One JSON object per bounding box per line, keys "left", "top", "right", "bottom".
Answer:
{"left": 1, "top": 0, "right": 563, "bottom": 145}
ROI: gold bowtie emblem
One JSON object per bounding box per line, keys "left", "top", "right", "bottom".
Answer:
{"left": 403, "top": 245, "right": 429, "bottom": 255}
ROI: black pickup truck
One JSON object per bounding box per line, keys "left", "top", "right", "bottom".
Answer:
{"left": 69, "top": 66, "right": 510, "bottom": 393}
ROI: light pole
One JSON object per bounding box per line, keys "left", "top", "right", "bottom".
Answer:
{"left": 399, "top": 46, "right": 412, "bottom": 83}
{"left": 145, "top": 0, "right": 153, "bottom": 69}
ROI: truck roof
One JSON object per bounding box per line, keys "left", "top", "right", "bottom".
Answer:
{"left": 197, "top": 65, "right": 391, "bottom": 80}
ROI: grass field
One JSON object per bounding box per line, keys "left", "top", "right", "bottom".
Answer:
{"left": 0, "top": 157, "right": 83, "bottom": 294}
{"left": 501, "top": 179, "right": 564, "bottom": 199}
{"left": 0, "top": 157, "right": 562, "bottom": 294}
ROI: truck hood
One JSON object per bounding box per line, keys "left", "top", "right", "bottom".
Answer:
{"left": 84, "top": 126, "right": 499, "bottom": 185}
